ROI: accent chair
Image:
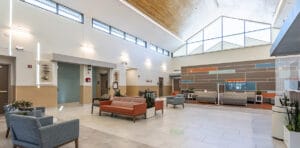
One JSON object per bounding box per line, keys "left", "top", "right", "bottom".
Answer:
{"left": 10, "top": 114, "right": 79, "bottom": 148}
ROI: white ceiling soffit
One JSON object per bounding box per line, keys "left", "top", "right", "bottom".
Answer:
{"left": 271, "top": 0, "right": 300, "bottom": 56}
{"left": 52, "top": 53, "right": 117, "bottom": 68}
{"left": 272, "top": 0, "right": 297, "bottom": 28}
{"left": 55, "top": 0, "right": 184, "bottom": 51}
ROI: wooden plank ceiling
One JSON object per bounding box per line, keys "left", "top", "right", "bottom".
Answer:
{"left": 126, "top": 0, "right": 201, "bottom": 39}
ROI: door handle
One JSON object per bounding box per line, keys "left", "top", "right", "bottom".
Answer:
{"left": 0, "top": 90, "right": 8, "bottom": 93}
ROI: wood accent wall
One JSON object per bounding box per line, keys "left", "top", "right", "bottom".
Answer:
{"left": 181, "top": 59, "right": 275, "bottom": 91}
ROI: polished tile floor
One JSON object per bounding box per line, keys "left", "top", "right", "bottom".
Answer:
{"left": 1, "top": 102, "right": 285, "bottom": 148}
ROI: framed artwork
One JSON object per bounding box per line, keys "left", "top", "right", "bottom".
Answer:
{"left": 39, "top": 61, "right": 53, "bottom": 84}
{"left": 113, "top": 81, "right": 119, "bottom": 89}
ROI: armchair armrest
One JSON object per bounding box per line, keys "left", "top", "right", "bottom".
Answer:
{"left": 133, "top": 103, "right": 147, "bottom": 115}
{"left": 99, "top": 100, "right": 112, "bottom": 106}
{"left": 38, "top": 116, "right": 53, "bottom": 126}
{"left": 166, "top": 96, "right": 174, "bottom": 100}
{"left": 40, "top": 119, "right": 79, "bottom": 147}
{"left": 92, "top": 98, "right": 100, "bottom": 104}
{"left": 174, "top": 97, "right": 185, "bottom": 104}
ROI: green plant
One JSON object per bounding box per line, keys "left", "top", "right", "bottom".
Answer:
{"left": 286, "top": 100, "right": 300, "bottom": 132}
{"left": 12, "top": 100, "right": 33, "bottom": 110}
{"left": 114, "top": 89, "right": 121, "bottom": 97}
{"left": 256, "top": 90, "right": 262, "bottom": 95}
{"left": 189, "top": 88, "right": 194, "bottom": 93}
{"left": 280, "top": 93, "right": 289, "bottom": 106}
{"left": 144, "top": 90, "right": 155, "bottom": 108}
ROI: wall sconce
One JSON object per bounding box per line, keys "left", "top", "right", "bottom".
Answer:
{"left": 81, "top": 42, "right": 94, "bottom": 53}
{"left": 161, "top": 63, "right": 167, "bottom": 72}
{"left": 7, "top": 26, "right": 32, "bottom": 39}
{"left": 145, "top": 58, "right": 152, "bottom": 68}
{"left": 120, "top": 52, "right": 129, "bottom": 64}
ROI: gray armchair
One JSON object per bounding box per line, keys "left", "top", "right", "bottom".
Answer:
{"left": 3, "top": 105, "right": 45, "bottom": 138}
{"left": 10, "top": 114, "right": 79, "bottom": 148}
{"left": 166, "top": 94, "right": 185, "bottom": 108}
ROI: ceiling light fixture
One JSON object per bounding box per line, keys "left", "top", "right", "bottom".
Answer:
{"left": 8, "top": 0, "right": 13, "bottom": 56}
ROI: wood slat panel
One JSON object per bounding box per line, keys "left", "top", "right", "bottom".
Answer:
{"left": 126, "top": 0, "right": 200, "bottom": 38}
{"left": 181, "top": 59, "right": 275, "bottom": 91}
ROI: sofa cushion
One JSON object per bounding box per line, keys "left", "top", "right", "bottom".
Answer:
{"left": 111, "top": 101, "right": 139, "bottom": 108}
{"left": 113, "top": 97, "right": 146, "bottom": 104}
{"left": 101, "top": 105, "right": 133, "bottom": 115}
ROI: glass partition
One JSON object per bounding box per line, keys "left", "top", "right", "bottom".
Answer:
{"left": 173, "top": 16, "right": 272, "bottom": 57}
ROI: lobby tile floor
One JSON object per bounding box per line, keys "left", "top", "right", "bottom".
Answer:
{"left": 0, "top": 102, "right": 286, "bottom": 148}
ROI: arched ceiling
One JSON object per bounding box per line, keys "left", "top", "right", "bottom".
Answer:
{"left": 126, "top": 0, "right": 281, "bottom": 40}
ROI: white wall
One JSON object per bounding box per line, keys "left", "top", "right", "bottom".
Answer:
{"left": 170, "top": 45, "right": 274, "bottom": 71}
{"left": 0, "top": 0, "right": 172, "bottom": 87}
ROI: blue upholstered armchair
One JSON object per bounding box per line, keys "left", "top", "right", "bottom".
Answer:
{"left": 10, "top": 114, "right": 79, "bottom": 148}
{"left": 3, "top": 105, "right": 45, "bottom": 138}
{"left": 166, "top": 94, "right": 185, "bottom": 108}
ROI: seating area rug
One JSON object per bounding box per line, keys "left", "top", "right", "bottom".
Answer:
{"left": 185, "top": 100, "right": 272, "bottom": 110}
{"left": 0, "top": 116, "right": 153, "bottom": 148}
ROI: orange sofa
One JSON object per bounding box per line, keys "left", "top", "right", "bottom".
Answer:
{"left": 99, "top": 97, "right": 147, "bottom": 122}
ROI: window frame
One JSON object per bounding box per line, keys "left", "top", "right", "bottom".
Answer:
{"left": 92, "top": 19, "right": 110, "bottom": 34}
{"left": 57, "top": 4, "right": 84, "bottom": 23}
{"left": 111, "top": 27, "right": 125, "bottom": 39}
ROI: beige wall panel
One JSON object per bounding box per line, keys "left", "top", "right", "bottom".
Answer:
{"left": 15, "top": 86, "right": 57, "bottom": 107}
{"left": 80, "top": 86, "right": 92, "bottom": 104}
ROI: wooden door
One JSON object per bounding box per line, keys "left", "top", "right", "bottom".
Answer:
{"left": 0, "top": 65, "right": 9, "bottom": 114}
{"left": 159, "top": 77, "right": 163, "bottom": 97}
{"left": 100, "top": 74, "right": 109, "bottom": 95}
{"left": 173, "top": 78, "right": 181, "bottom": 92}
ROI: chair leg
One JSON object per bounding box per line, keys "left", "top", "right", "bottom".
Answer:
{"left": 5, "top": 128, "right": 10, "bottom": 138}
{"left": 182, "top": 104, "right": 184, "bottom": 108}
{"left": 173, "top": 105, "right": 175, "bottom": 108}
{"left": 99, "top": 110, "right": 101, "bottom": 116}
{"left": 162, "top": 109, "right": 164, "bottom": 115}
{"left": 111, "top": 113, "right": 113, "bottom": 117}
{"left": 133, "top": 116, "right": 136, "bottom": 123}
{"left": 75, "top": 138, "right": 79, "bottom": 148}
{"left": 91, "top": 105, "right": 94, "bottom": 114}
{"left": 144, "top": 113, "right": 146, "bottom": 119}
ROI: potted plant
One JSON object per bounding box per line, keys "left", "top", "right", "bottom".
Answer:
{"left": 114, "top": 89, "right": 122, "bottom": 97}
{"left": 256, "top": 90, "right": 262, "bottom": 95}
{"left": 12, "top": 100, "right": 33, "bottom": 111}
{"left": 144, "top": 90, "right": 155, "bottom": 118}
{"left": 283, "top": 100, "right": 300, "bottom": 148}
